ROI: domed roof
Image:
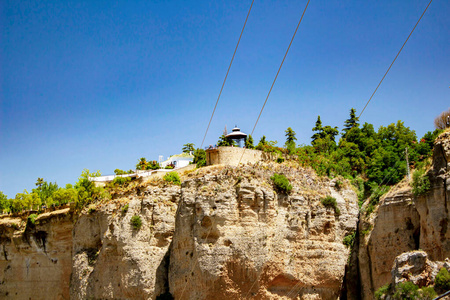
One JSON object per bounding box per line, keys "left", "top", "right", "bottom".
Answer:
{"left": 225, "top": 125, "right": 247, "bottom": 139}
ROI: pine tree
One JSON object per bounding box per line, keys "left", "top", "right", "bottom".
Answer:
{"left": 311, "top": 116, "right": 324, "bottom": 144}
{"left": 285, "top": 127, "right": 297, "bottom": 144}
{"left": 342, "top": 108, "right": 359, "bottom": 137}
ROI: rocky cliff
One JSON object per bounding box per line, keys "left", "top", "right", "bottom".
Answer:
{"left": 356, "top": 130, "right": 450, "bottom": 299}
{"left": 0, "top": 162, "right": 358, "bottom": 299}
{"left": 1, "top": 131, "right": 448, "bottom": 299}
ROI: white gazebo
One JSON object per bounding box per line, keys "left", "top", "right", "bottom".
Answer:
{"left": 225, "top": 126, "right": 248, "bottom": 147}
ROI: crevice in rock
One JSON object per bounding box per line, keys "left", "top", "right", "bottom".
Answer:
{"left": 342, "top": 215, "right": 362, "bottom": 300}
{"left": 2, "top": 245, "right": 8, "bottom": 261}
{"left": 155, "top": 244, "right": 174, "bottom": 300}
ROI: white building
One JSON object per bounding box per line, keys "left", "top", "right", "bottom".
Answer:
{"left": 160, "top": 152, "right": 194, "bottom": 169}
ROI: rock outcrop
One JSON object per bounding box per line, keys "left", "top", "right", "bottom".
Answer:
{"left": 357, "top": 130, "right": 450, "bottom": 299}
{"left": 0, "top": 163, "right": 359, "bottom": 299}
{"left": 2, "top": 131, "right": 448, "bottom": 299}
{"left": 169, "top": 164, "right": 359, "bottom": 299}
{"left": 70, "top": 185, "right": 180, "bottom": 299}
{"left": 0, "top": 209, "right": 73, "bottom": 299}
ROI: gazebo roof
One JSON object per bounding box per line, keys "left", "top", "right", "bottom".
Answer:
{"left": 225, "top": 126, "right": 247, "bottom": 139}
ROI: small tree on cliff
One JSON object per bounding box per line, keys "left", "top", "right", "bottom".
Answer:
{"left": 245, "top": 135, "right": 254, "bottom": 149}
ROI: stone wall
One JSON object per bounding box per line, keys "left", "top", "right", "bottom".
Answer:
{"left": 206, "top": 147, "right": 277, "bottom": 166}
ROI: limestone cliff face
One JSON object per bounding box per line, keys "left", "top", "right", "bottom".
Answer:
{"left": 0, "top": 163, "right": 359, "bottom": 299}
{"left": 357, "top": 131, "right": 450, "bottom": 299}
{"left": 70, "top": 185, "right": 180, "bottom": 299}
{"left": 0, "top": 209, "right": 73, "bottom": 299}
{"left": 169, "top": 164, "right": 359, "bottom": 299}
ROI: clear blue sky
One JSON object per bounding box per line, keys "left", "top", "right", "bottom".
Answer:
{"left": 1, "top": 0, "right": 449, "bottom": 198}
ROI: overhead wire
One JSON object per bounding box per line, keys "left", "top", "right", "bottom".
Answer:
{"left": 200, "top": 0, "right": 255, "bottom": 149}
{"left": 238, "top": 0, "right": 311, "bottom": 166}
{"left": 358, "top": 0, "right": 433, "bottom": 119}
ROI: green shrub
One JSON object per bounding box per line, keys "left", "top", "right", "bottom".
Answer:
{"left": 411, "top": 169, "right": 431, "bottom": 196}
{"left": 335, "top": 179, "right": 343, "bottom": 190}
{"left": 130, "top": 215, "right": 142, "bottom": 230}
{"left": 122, "top": 204, "right": 129, "bottom": 213}
{"left": 270, "top": 173, "right": 292, "bottom": 193}
{"left": 374, "top": 283, "right": 390, "bottom": 300}
{"left": 112, "top": 176, "right": 131, "bottom": 186}
{"left": 343, "top": 232, "right": 355, "bottom": 248}
{"left": 27, "top": 214, "right": 38, "bottom": 227}
{"left": 393, "top": 281, "right": 419, "bottom": 300}
{"left": 163, "top": 172, "right": 181, "bottom": 185}
{"left": 193, "top": 148, "right": 206, "bottom": 168}
{"left": 419, "top": 286, "right": 437, "bottom": 300}
{"left": 321, "top": 195, "right": 340, "bottom": 215}
{"left": 276, "top": 156, "right": 285, "bottom": 163}
{"left": 435, "top": 267, "right": 450, "bottom": 291}
{"left": 164, "top": 165, "right": 174, "bottom": 169}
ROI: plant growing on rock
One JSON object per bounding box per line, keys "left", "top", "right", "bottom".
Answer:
{"left": 374, "top": 283, "right": 390, "bottom": 300}
{"left": 435, "top": 267, "right": 450, "bottom": 291}
{"left": 27, "top": 214, "right": 38, "bottom": 227}
{"left": 321, "top": 195, "right": 340, "bottom": 215}
{"left": 130, "top": 215, "right": 142, "bottom": 230}
{"left": 393, "top": 281, "right": 419, "bottom": 300}
{"left": 343, "top": 231, "right": 355, "bottom": 248}
{"left": 411, "top": 169, "right": 431, "bottom": 196}
{"left": 270, "top": 173, "right": 292, "bottom": 193}
{"left": 163, "top": 172, "right": 181, "bottom": 185}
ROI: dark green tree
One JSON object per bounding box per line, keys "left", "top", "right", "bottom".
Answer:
{"left": 182, "top": 143, "right": 195, "bottom": 153}
{"left": 311, "top": 116, "right": 324, "bottom": 144}
{"left": 217, "top": 135, "right": 236, "bottom": 147}
{"left": 256, "top": 136, "right": 268, "bottom": 150}
{"left": 245, "top": 135, "right": 254, "bottom": 149}
{"left": 285, "top": 127, "right": 297, "bottom": 145}
{"left": 342, "top": 108, "right": 359, "bottom": 137}
{"left": 193, "top": 148, "right": 206, "bottom": 167}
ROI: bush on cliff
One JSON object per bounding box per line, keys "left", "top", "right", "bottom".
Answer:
{"left": 193, "top": 148, "right": 206, "bottom": 168}
{"left": 435, "top": 267, "right": 450, "bottom": 291}
{"left": 321, "top": 195, "right": 340, "bottom": 215}
{"left": 374, "top": 283, "right": 390, "bottom": 299}
{"left": 163, "top": 172, "right": 181, "bottom": 185}
{"left": 130, "top": 215, "right": 142, "bottom": 230}
{"left": 270, "top": 173, "right": 292, "bottom": 193}
{"left": 411, "top": 169, "right": 431, "bottom": 197}
{"left": 393, "top": 281, "right": 419, "bottom": 299}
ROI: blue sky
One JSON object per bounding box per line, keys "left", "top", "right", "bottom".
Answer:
{"left": 1, "top": 0, "right": 449, "bottom": 198}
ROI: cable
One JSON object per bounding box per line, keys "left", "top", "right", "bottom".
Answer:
{"left": 358, "top": 0, "right": 433, "bottom": 119}
{"left": 200, "top": 0, "right": 255, "bottom": 149}
{"left": 238, "top": 0, "right": 311, "bottom": 165}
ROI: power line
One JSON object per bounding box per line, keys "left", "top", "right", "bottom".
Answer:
{"left": 238, "top": 0, "right": 311, "bottom": 165}
{"left": 200, "top": 0, "right": 255, "bottom": 149}
{"left": 358, "top": 0, "right": 433, "bottom": 119}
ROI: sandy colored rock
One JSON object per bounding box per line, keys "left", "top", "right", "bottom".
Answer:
{"left": 169, "top": 164, "right": 359, "bottom": 299}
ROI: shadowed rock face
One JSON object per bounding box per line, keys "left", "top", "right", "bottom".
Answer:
{"left": 0, "top": 209, "right": 73, "bottom": 299}
{"left": 357, "top": 131, "right": 450, "bottom": 299}
{"left": 169, "top": 165, "right": 359, "bottom": 299}
{"left": 70, "top": 185, "right": 180, "bottom": 300}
